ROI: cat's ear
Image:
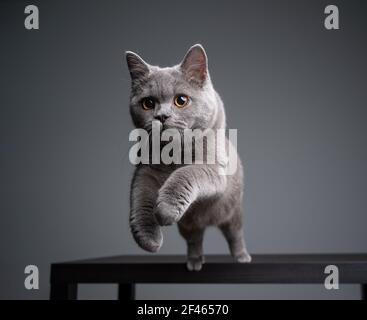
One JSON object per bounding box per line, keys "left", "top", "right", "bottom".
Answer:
{"left": 180, "top": 44, "right": 208, "bottom": 87}
{"left": 126, "top": 51, "right": 150, "bottom": 81}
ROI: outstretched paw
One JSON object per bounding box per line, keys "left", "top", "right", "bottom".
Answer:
{"left": 153, "top": 201, "right": 180, "bottom": 226}
{"left": 186, "top": 256, "right": 205, "bottom": 271}
{"left": 132, "top": 226, "right": 163, "bottom": 253}
{"left": 234, "top": 252, "right": 252, "bottom": 263}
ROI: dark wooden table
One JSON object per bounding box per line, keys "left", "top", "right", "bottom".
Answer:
{"left": 50, "top": 254, "right": 367, "bottom": 300}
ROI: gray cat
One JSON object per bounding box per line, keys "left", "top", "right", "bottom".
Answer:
{"left": 126, "top": 44, "right": 251, "bottom": 271}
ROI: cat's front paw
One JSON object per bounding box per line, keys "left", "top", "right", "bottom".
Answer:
{"left": 186, "top": 256, "right": 205, "bottom": 271}
{"left": 234, "top": 252, "right": 252, "bottom": 263}
{"left": 131, "top": 225, "right": 163, "bottom": 253}
{"left": 153, "top": 201, "right": 180, "bottom": 226}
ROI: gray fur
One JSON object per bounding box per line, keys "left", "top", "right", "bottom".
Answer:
{"left": 126, "top": 44, "right": 251, "bottom": 270}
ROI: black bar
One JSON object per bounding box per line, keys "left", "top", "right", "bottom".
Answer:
{"left": 362, "top": 284, "right": 367, "bottom": 301}
{"left": 50, "top": 283, "right": 77, "bottom": 300}
{"left": 118, "top": 283, "right": 135, "bottom": 300}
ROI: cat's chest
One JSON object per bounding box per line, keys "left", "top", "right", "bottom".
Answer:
{"left": 179, "top": 197, "right": 222, "bottom": 228}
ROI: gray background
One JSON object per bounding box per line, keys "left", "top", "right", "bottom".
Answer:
{"left": 1, "top": 0, "right": 366, "bottom": 299}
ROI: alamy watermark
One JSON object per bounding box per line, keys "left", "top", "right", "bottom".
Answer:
{"left": 24, "top": 5, "right": 39, "bottom": 30}
{"left": 23, "top": 5, "right": 340, "bottom": 31}
{"left": 128, "top": 121, "right": 238, "bottom": 176}
{"left": 324, "top": 264, "right": 339, "bottom": 290}
{"left": 24, "top": 265, "right": 39, "bottom": 290}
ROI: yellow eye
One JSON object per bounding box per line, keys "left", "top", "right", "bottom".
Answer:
{"left": 174, "top": 95, "right": 189, "bottom": 108}
{"left": 142, "top": 97, "right": 155, "bottom": 110}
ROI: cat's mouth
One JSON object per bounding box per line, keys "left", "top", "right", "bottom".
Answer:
{"left": 162, "top": 123, "right": 185, "bottom": 131}
{"left": 143, "top": 120, "right": 189, "bottom": 139}
{"left": 158, "top": 120, "right": 188, "bottom": 131}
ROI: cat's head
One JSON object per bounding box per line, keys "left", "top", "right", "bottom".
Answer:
{"left": 126, "top": 44, "right": 220, "bottom": 132}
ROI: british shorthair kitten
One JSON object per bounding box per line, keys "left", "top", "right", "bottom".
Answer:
{"left": 126, "top": 44, "right": 251, "bottom": 271}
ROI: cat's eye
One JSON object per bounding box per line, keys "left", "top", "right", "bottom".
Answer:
{"left": 174, "top": 95, "right": 189, "bottom": 108}
{"left": 141, "top": 97, "right": 155, "bottom": 110}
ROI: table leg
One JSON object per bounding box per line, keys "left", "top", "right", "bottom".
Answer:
{"left": 50, "top": 283, "right": 77, "bottom": 300}
{"left": 361, "top": 284, "right": 367, "bottom": 301}
{"left": 118, "top": 283, "right": 135, "bottom": 300}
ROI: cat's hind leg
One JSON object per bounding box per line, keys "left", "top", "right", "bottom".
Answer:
{"left": 178, "top": 223, "right": 205, "bottom": 271}
{"left": 219, "top": 212, "right": 251, "bottom": 263}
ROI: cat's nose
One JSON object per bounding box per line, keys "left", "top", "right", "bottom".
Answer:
{"left": 154, "top": 114, "right": 170, "bottom": 123}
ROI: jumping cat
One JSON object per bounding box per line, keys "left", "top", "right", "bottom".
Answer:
{"left": 126, "top": 44, "right": 251, "bottom": 271}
